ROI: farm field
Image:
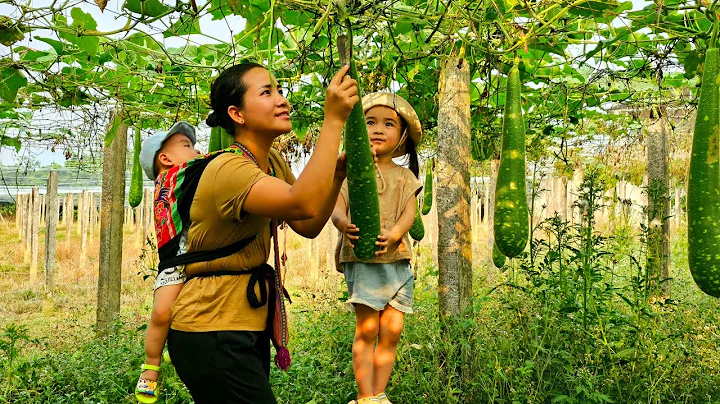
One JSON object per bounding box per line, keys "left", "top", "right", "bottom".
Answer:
{"left": 4, "top": 0, "right": 720, "bottom": 403}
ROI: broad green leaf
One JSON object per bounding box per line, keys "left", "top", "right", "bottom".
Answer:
{"left": 280, "top": 9, "right": 311, "bottom": 27}
{"left": 18, "top": 48, "right": 53, "bottom": 62}
{"left": 164, "top": 15, "right": 201, "bottom": 38}
{"left": 664, "top": 73, "right": 685, "bottom": 88}
{"left": 613, "top": 347, "right": 636, "bottom": 361}
{"left": 124, "top": 0, "right": 172, "bottom": 18}
{"left": 57, "top": 89, "right": 91, "bottom": 107}
{"left": 53, "top": 8, "right": 100, "bottom": 56}
{"left": 210, "top": 0, "right": 237, "bottom": 19}
{"left": 0, "top": 66, "right": 27, "bottom": 103}
{"left": 682, "top": 50, "right": 700, "bottom": 79}
{"left": 104, "top": 114, "right": 127, "bottom": 147}
{"left": 0, "top": 135, "right": 21, "bottom": 152}
{"left": 36, "top": 54, "right": 59, "bottom": 64}
{"left": 70, "top": 7, "right": 98, "bottom": 31}
{"left": 35, "top": 36, "right": 65, "bottom": 54}
{"left": 395, "top": 21, "right": 414, "bottom": 35}
{"left": 569, "top": 0, "right": 619, "bottom": 18}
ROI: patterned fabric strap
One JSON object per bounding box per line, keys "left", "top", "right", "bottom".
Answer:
{"left": 153, "top": 146, "right": 248, "bottom": 263}
{"left": 230, "top": 142, "right": 291, "bottom": 370}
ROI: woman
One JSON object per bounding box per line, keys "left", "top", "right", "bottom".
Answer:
{"left": 166, "top": 63, "right": 358, "bottom": 403}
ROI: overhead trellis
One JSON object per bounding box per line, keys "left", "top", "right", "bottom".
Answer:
{"left": 0, "top": 0, "right": 714, "bottom": 167}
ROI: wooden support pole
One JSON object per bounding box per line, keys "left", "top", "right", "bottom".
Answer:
{"left": 30, "top": 187, "right": 40, "bottom": 283}
{"left": 437, "top": 54, "right": 472, "bottom": 318}
{"left": 89, "top": 192, "right": 96, "bottom": 242}
{"left": 16, "top": 193, "right": 22, "bottom": 235}
{"left": 44, "top": 171, "right": 59, "bottom": 299}
{"left": 81, "top": 189, "right": 89, "bottom": 265}
{"left": 62, "top": 194, "right": 68, "bottom": 230}
{"left": 97, "top": 111, "right": 128, "bottom": 336}
{"left": 64, "top": 194, "right": 71, "bottom": 241}
{"left": 135, "top": 205, "right": 143, "bottom": 247}
{"left": 17, "top": 194, "right": 24, "bottom": 239}
{"left": 24, "top": 193, "right": 32, "bottom": 263}
{"left": 76, "top": 191, "right": 83, "bottom": 236}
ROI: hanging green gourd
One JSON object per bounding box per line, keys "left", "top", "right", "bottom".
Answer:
{"left": 409, "top": 203, "right": 425, "bottom": 241}
{"left": 493, "top": 59, "right": 529, "bottom": 258}
{"left": 688, "top": 26, "right": 720, "bottom": 297}
{"left": 128, "top": 127, "right": 143, "bottom": 208}
{"left": 492, "top": 243, "right": 507, "bottom": 269}
{"left": 422, "top": 159, "right": 433, "bottom": 215}
{"left": 338, "top": 14, "right": 381, "bottom": 261}
{"left": 208, "top": 126, "right": 222, "bottom": 152}
{"left": 220, "top": 128, "right": 233, "bottom": 149}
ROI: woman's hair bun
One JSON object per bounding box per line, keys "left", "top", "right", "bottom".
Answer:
{"left": 206, "top": 111, "right": 220, "bottom": 128}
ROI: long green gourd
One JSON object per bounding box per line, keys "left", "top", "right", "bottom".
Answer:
{"left": 409, "top": 203, "right": 425, "bottom": 241}
{"left": 492, "top": 242, "right": 507, "bottom": 269}
{"left": 128, "top": 127, "right": 143, "bottom": 208}
{"left": 421, "top": 159, "right": 433, "bottom": 215}
{"left": 220, "top": 128, "right": 233, "bottom": 149}
{"left": 342, "top": 19, "right": 381, "bottom": 261}
{"left": 688, "top": 44, "right": 720, "bottom": 297}
{"left": 208, "top": 126, "right": 222, "bottom": 152}
{"left": 494, "top": 60, "right": 529, "bottom": 258}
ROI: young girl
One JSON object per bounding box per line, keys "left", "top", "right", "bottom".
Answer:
{"left": 332, "top": 92, "right": 423, "bottom": 404}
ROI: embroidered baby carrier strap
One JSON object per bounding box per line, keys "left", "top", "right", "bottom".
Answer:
{"left": 231, "top": 142, "right": 292, "bottom": 371}
{"left": 153, "top": 146, "right": 259, "bottom": 272}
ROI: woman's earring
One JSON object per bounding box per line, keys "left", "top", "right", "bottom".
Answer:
{"left": 239, "top": 119, "right": 245, "bottom": 124}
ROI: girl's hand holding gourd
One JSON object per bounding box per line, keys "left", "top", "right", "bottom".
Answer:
{"left": 339, "top": 220, "right": 361, "bottom": 248}
{"left": 375, "top": 228, "right": 401, "bottom": 256}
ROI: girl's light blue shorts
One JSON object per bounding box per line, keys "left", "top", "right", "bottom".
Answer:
{"left": 343, "top": 260, "right": 414, "bottom": 313}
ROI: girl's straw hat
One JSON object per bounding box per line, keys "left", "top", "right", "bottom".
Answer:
{"left": 362, "top": 92, "right": 422, "bottom": 157}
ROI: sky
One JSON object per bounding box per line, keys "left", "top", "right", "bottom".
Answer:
{"left": 1, "top": 0, "right": 654, "bottom": 167}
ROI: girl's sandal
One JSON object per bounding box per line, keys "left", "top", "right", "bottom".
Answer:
{"left": 135, "top": 364, "right": 161, "bottom": 403}
{"left": 348, "top": 397, "right": 382, "bottom": 404}
{"left": 375, "top": 392, "right": 393, "bottom": 404}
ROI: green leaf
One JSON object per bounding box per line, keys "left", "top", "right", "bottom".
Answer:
{"left": 682, "top": 50, "right": 700, "bottom": 79}
{"left": 35, "top": 37, "right": 65, "bottom": 54}
{"left": 104, "top": 114, "right": 125, "bottom": 147}
{"left": 126, "top": 32, "right": 162, "bottom": 52}
{"left": 664, "top": 73, "right": 685, "bottom": 88}
{"left": 395, "top": 21, "right": 414, "bottom": 35}
{"left": 0, "top": 66, "right": 27, "bottom": 103}
{"left": 0, "top": 135, "right": 21, "bottom": 152}
{"left": 210, "top": 0, "right": 237, "bottom": 19}
{"left": 280, "top": 9, "right": 311, "bottom": 27}
{"left": 164, "top": 15, "right": 201, "bottom": 38}
{"left": 70, "top": 7, "right": 98, "bottom": 31}
{"left": 0, "top": 16, "right": 25, "bottom": 46}
{"left": 613, "top": 347, "right": 636, "bottom": 361}
{"left": 18, "top": 48, "right": 53, "bottom": 62}
{"left": 569, "top": 1, "right": 619, "bottom": 18}
{"left": 57, "top": 89, "right": 91, "bottom": 107}
{"left": 123, "top": 0, "right": 172, "bottom": 18}
{"left": 68, "top": 8, "right": 100, "bottom": 56}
